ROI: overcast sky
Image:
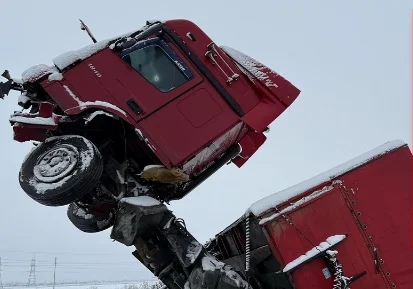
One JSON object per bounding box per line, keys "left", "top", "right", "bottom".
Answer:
{"left": 0, "top": 0, "right": 411, "bottom": 285}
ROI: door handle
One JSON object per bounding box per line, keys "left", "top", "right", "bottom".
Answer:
{"left": 127, "top": 99, "right": 144, "bottom": 116}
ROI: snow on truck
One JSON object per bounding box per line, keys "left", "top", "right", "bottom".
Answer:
{"left": 1, "top": 18, "right": 411, "bottom": 289}
{"left": 204, "top": 140, "right": 413, "bottom": 289}
{"left": 0, "top": 19, "right": 299, "bottom": 231}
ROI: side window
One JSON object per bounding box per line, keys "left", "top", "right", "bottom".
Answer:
{"left": 122, "top": 45, "right": 188, "bottom": 92}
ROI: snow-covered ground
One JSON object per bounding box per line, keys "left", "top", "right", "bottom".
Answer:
{"left": 2, "top": 281, "right": 160, "bottom": 289}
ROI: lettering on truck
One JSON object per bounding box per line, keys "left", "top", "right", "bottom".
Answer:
{"left": 88, "top": 63, "right": 102, "bottom": 78}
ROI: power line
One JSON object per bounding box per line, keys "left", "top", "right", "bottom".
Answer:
{"left": 0, "top": 255, "right": 152, "bottom": 284}
{"left": 0, "top": 249, "right": 120, "bottom": 256}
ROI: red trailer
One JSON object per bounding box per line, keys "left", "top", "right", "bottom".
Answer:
{"left": 205, "top": 140, "right": 412, "bottom": 289}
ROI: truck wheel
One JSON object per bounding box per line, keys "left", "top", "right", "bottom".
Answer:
{"left": 19, "top": 135, "right": 103, "bottom": 207}
{"left": 67, "top": 203, "right": 114, "bottom": 233}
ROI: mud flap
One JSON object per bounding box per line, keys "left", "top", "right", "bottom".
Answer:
{"left": 232, "top": 130, "right": 266, "bottom": 168}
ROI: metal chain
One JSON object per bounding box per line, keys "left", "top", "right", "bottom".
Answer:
{"left": 245, "top": 212, "right": 251, "bottom": 273}
{"left": 326, "top": 251, "right": 351, "bottom": 289}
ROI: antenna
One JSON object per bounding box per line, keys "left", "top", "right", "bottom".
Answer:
{"left": 79, "top": 19, "right": 97, "bottom": 43}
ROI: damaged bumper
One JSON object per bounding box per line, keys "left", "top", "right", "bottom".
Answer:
{"left": 9, "top": 102, "right": 63, "bottom": 142}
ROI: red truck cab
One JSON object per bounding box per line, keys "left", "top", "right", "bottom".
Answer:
{"left": 20, "top": 20, "right": 300, "bottom": 173}
{"left": 0, "top": 19, "right": 301, "bottom": 223}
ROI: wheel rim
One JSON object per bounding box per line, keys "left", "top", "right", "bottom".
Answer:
{"left": 34, "top": 144, "right": 79, "bottom": 183}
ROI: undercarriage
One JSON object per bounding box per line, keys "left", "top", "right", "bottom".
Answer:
{"left": 110, "top": 196, "right": 252, "bottom": 289}
{"left": 17, "top": 114, "right": 241, "bottom": 233}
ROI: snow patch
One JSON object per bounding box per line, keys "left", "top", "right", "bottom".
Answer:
{"left": 41, "top": 135, "right": 95, "bottom": 171}
{"left": 162, "top": 217, "right": 174, "bottom": 230}
{"left": 120, "top": 196, "right": 161, "bottom": 207}
{"left": 202, "top": 256, "right": 225, "bottom": 271}
{"left": 134, "top": 128, "right": 144, "bottom": 140}
{"left": 12, "top": 78, "right": 23, "bottom": 84}
{"left": 63, "top": 85, "right": 79, "bottom": 99}
{"left": 221, "top": 46, "right": 279, "bottom": 88}
{"left": 127, "top": 176, "right": 149, "bottom": 196}
{"left": 53, "top": 39, "right": 113, "bottom": 70}
{"left": 133, "top": 129, "right": 157, "bottom": 152}
{"left": 80, "top": 138, "right": 95, "bottom": 170}
{"left": 21, "top": 64, "right": 59, "bottom": 83}
{"left": 202, "top": 256, "right": 250, "bottom": 288}
{"left": 73, "top": 206, "right": 94, "bottom": 220}
{"left": 249, "top": 140, "right": 407, "bottom": 217}
{"left": 84, "top": 110, "right": 115, "bottom": 124}
{"left": 283, "top": 235, "right": 347, "bottom": 273}
{"left": 143, "top": 165, "right": 165, "bottom": 171}
{"left": 63, "top": 85, "right": 127, "bottom": 116}
{"left": 18, "top": 92, "right": 30, "bottom": 106}
{"left": 186, "top": 241, "right": 203, "bottom": 264}
{"left": 48, "top": 72, "right": 64, "bottom": 81}
{"left": 29, "top": 175, "right": 72, "bottom": 195}
{"left": 80, "top": 101, "right": 127, "bottom": 116}
{"left": 9, "top": 115, "right": 56, "bottom": 126}
{"left": 259, "top": 182, "right": 339, "bottom": 225}
{"left": 44, "top": 134, "right": 85, "bottom": 143}
{"left": 96, "top": 214, "right": 113, "bottom": 229}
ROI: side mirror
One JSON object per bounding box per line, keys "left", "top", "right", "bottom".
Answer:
{"left": 0, "top": 70, "right": 24, "bottom": 99}
{"left": 1, "top": 70, "right": 11, "bottom": 80}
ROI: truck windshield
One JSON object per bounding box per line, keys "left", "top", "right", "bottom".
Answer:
{"left": 122, "top": 45, "right": 188, "bottom": 92}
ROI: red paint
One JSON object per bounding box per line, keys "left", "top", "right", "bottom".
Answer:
{"left": 164, "top": 20, "right": 263, "bottom": 113}
{"left": 14, "top": 19, "right": 300, "bottom": 177}
{"left": 13, "top": 123, "right": 55, "bottom": 142}
{"left": 261, "top": 146, "right": 413, "bottom": 289}
{"left": 232, "top": 130, "right": 267, "bottom": 167}
{"left": 138, "top": 83, "right": 239, "bottom": 166}
{"left": 411, "top": 10, "right": 413, "bottom": 251}
{"left": 9, "top": 101, "right": 62, "bottom": 142}
{"left": 38, "top": 102, "right": 55, "bottom": 118}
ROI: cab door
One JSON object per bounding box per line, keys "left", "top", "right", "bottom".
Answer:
{"left": 93, "top": 37, "right": 203, "bottom": 121}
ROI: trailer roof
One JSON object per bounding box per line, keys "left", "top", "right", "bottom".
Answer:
{"left": 248, "top": 139, "right": 407, "bottom": 217}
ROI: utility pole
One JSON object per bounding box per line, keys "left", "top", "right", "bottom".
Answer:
{"left": 0, "top": 256, "right": 3, "bottom": 289}
{"left": 27, "top": 255, "right": 36, "bottom": 287}
{"left": 53, "top": 257, "right": 57, "bottom": 289}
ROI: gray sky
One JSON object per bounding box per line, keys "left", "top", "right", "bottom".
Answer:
{"left": 0, "top": 0, "right": 411, "bottom": 284}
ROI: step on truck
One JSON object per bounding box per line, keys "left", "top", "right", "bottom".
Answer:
{"left": 204, "top": 140, "right": 413, "bottom": 289}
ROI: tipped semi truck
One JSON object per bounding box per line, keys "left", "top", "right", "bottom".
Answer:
{"left": 1, "top": 18, "right": 411, "bottom": 289}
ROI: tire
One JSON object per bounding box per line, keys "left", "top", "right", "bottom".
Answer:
{"left": 67, "top": 203, "right": 114, "bottom": 233}
{"left": 19, "top": 135, "right": 103, "bottom": 207}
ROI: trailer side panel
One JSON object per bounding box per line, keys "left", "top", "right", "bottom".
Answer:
{"left": 262, "top": 145, "right": 412, "bottom": 289}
